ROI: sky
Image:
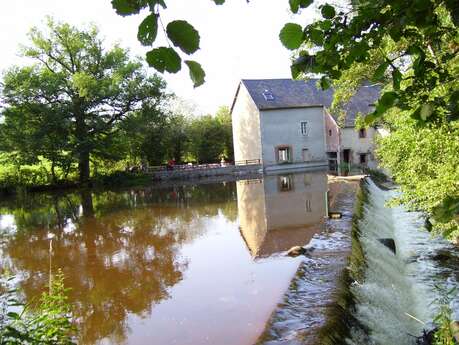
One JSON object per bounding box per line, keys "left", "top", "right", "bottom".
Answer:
{"left": 1, "top": 0, "right": 320, "bottom": 115}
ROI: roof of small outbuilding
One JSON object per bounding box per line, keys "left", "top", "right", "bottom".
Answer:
{"left": 235, "top": 78, "right": 380, "bottom": 127}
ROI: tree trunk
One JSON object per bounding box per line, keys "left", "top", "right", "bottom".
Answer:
{"left": 78, "top": 150, "right": 90, "bottom": 184}
{"left": 50, "top": 160, "right": 57, "bottom": 184}
{"left": 80, "top": 190, "right": 94, "bottom": 218}
{"left": 74, "top": 97, "right": 90, "bottom": 185}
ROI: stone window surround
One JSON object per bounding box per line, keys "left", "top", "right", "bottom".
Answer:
{"left": 275, "top": 144, "right": 293, "bottom": 163}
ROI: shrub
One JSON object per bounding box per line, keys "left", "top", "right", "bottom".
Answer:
{"left": 0, "top": 270, "right": 76, "bottom": 344}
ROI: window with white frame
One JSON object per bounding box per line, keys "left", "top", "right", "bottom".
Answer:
{"left": 300, "top": 121, "right": 309, "bottom": 136}
{"left": 277, "top": 147, "right": 291, "bottom": 163}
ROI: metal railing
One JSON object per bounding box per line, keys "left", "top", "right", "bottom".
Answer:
{"left": 234, "top": 159, "right": 261, "bottom": 166}
{"left": 146, "top": 159, "right": 261, "bottom": 173}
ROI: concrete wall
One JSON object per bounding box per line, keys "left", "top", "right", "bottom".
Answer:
{"left": 259, "top": 107, "right": 327, "bottom": 168}
{"left": 231, "top": 83, "right": 263, "bottom": 163}
{"left": 340, "top": 127, "right": 378, "bottom": 168}
{"left": 151, "top": 164, "right": 262, "bottom": 180}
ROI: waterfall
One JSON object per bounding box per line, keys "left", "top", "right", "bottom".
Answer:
{"left": 347, "top": 179, "right": 459, "bottom": 345}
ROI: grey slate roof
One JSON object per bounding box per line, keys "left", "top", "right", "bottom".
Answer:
{"left": 239, "top": 78, "right": 380, "bottom": 127}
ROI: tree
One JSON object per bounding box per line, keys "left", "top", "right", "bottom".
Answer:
{"left": 277, "top": 0, "right": 458, "bottom": 237}
{"left": 188, "top": 115, "right": 227, "bottom": 163}
{"left": 0, "top": 18, "right": 168, "bottom": 184}
{"left": 280, "top": 0, "right": 458, "bottom": 125}
{"left": 215, "top": 106, "right": 233, "bottom": 161}
{"left": 164, "top": 113, "right": 190, "bottom": 163}
{"left": 119, "top": 107, "right": 170, "bottom": 166}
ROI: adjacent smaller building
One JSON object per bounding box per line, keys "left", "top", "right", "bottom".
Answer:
{"left": 230, "top": 79, "right": 381, "bottom": 172}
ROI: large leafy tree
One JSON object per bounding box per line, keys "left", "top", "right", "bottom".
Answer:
{"left": 0, "top": 18, "right": 167, "bottom": 184}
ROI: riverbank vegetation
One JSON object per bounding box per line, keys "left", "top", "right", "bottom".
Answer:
{"left": 0, "top": 271, "right": 75, "bottom": 344}
{"left": 0, "top": 19, "right": 232, "bottom": 193}
{"left": 275, "top": 0, "right": 459, "bottom": 240}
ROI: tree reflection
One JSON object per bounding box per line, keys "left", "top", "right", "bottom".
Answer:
{"left": 0, "top": 182, "right": 236, "bottom": 344}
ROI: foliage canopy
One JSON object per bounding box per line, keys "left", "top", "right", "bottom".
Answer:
{"left": 0, "top": 18, "right": 168, "bottom": 184}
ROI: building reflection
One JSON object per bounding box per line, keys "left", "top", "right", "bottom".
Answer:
{"left": 237, "top": 170, "right": 329, "bottom": 258}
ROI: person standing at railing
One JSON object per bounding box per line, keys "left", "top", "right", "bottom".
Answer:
{"left": 167, "top": 159, "right": 176, "bottom": 171}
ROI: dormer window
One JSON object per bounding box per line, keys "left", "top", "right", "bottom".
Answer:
{"left": 262, "top": 89, "right": 274, "bottom": 101}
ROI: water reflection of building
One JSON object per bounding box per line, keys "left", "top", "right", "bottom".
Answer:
{"left": 237, "top": 170, "right": 328, "bottom": 258}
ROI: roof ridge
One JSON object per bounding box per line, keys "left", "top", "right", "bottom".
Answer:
{"left": 241, "top": 78, "right": 319, "bottom": 82}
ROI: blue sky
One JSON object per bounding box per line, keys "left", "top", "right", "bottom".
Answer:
{"left": 1, "top": 0, "right": 320, "bottom": 114}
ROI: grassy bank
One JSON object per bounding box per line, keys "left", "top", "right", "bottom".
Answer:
{"left": 0, "top": 168, "right": 154, "bottom": 196}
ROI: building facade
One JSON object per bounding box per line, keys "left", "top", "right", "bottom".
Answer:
{"left": 231, "top": 79, "right": 381, "bottom": 172}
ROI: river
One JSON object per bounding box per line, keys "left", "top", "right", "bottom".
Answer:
{"left": 0, "top": 170, "right": 355, "bottom": 345}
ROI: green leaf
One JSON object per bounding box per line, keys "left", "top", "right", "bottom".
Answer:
{"left": 185, "top": 60, "right": 206, "bottom": 87}
{"left": 309, "top": 28, "right": 324, "bottom": 45}
{"left": 213, "top": 0, "right": 225, "bottom": 4}
{"left": 289, "top": 0, "right": 314, "bottom": 13}
{"left": 166, "top": 20, "right": 200, "bottom": 54}
{"left": 111, "top": 0, "right": 147, "bottom": 16}
{"left": 319, "top": 76, "right": 331, "bottom": 90}
{"left": 379, "top": 91, "right": 398, "bottom": 107}
{"left": 372, "top": 61, "right": 389, "bottom": 81}
{"left": 279, "top": 23, "right": 304, "bottom": 50}
{"left": 364, "top": 112, "right": 378, "bottom": 125}
{"left": 149, "top": 0, "right": 166, "bottom": 9}
{"left": 289, "top": 0, "right": 300, "bottom": 13}
{"left": 146, "top": 47, "right": 181, "bottom": 73}
{"left": 137, "top": 14, "right": 158, "bottom": 46}
{"left": 291, "top": 64, "right": 301, "bottom": 79}
{"left": 321, "top": 4, "right": 335, "bottom": 19}
{"left": 392, "top": 68, "right": 403, "bottom": 90}
{"left": 7, "top": 312, "right": 20, "bottom": 320}
{"left": 420, "top": 103, "right": 433, "bottom": 120}
{"left": 301, "top": 0, "right": 314, "bottom": 8}
{"left": 320, "top": 19, "right": 332, "bottom": 31}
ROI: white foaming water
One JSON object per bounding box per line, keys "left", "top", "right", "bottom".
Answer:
{"left": 348, "top": 179, "right": 459, "bottom": 345}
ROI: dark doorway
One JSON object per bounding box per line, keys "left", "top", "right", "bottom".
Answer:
{"left": 343, "top": 149, "right": 351, "bottom": 163}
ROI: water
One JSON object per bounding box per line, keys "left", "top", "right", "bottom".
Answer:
{"left": 346, "top": 179, "right": 459, "bottom": 345}
{"left": 0, "top": 170, "right": 341, "bottom": 345}
{"left": 258, "top": 177, "right": 459, "bottom": 345}
{"left": 257, "top": 181, "right": 359, "bottom": 345}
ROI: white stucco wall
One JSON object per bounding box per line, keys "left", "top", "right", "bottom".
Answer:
{"left": 340, "top": 127, "right": 378, "bottom": 168}
{"left": 231, "top": 84, "right": 263, "bottom": 163}
{"left": 259, "top": 107, "right": 327, "bottom": 168}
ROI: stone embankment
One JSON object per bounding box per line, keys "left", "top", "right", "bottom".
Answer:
{"left": 151, "top": 164, "right": 262, "bottom": 181}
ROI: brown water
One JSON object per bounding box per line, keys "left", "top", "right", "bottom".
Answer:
{"left": 0, "top": 170, "right": 334, "bottom": 345}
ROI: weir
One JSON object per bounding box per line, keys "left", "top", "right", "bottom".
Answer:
{"left": 346, "top": 178, "right": 459, "bottom": 344}
{"left": 259, "top": 177, "right": 459, "bottom": 345}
